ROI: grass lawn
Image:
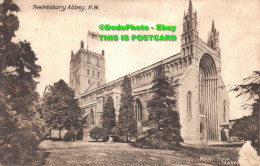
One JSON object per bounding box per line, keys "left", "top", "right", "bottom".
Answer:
{"left": 39, "top": 140, "right": 240, "bottom": 166}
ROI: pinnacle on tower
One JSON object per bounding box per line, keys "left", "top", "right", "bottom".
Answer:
{"left": 80, "top": 40, "right": 84, "bottom": 49}
{"left": 212, "top": 20, "right": 215, "bottom": 32}
{"left": 208, "top": 20, "right": 220, "bottom": 52}
{"left": 189, "top": 0, "right": 193, "bottom": 12}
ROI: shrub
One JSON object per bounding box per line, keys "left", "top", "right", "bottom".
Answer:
{"left": 76, "top": 128, "right": 84, "bottom": 140}
{"left": 89, "top": 127, "right": 108, "bottom": 141}
{"left": 64, "top": 130, "right": 76, "bottom": 141}
{"left": 137, "top": 129, "right": 182, "bottom": 149}
{"left": 0, "top": 128, "right": 40, "bottom": 165}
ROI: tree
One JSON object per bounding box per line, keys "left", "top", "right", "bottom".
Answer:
{"left": 142, "top": 65, "right": 182, "bottom": 149}
{"left": 42, "top": 79, "right": 83, "bottom": 139}
{"left": 230, "top": 116, "right": 257, "bottom": 142}
{"left": 102, "top": 95, "right": 116, "bottom": 135}
{"left": 89, "top": 127, "right": 107, "bottom": 141}
{"left": 230, "top": 71, "right": 260, "bottom": 155}
{"left": 0, "top": 0, "right": 20, "bottom": 46}
{"left": 116, "top": 76, "right": 137, "bottom": 142}
{"left": 0, "top": 1, "right": 43, "bottom": 164}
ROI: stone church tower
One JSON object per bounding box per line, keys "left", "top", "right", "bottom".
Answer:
{"left": 69, "top": 41, "right": 106, "bottom": 96}
{"left": 181, "top": 0, "right": 198, "bottom": 59}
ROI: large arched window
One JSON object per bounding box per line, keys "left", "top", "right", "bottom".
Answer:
{"left": 199, "top": 54, "right": 218, "bottom": 141}
{"left": 90, "top": 109, "right": 94, "bottom": 125}
{"left": 187, "top": 91, "right": 192, "bottom": 117}
{"left": 135, "top": 99, "right": 143, "bottom": 122}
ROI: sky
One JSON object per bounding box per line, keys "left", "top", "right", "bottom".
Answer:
{"left": 11, "top": 0, "right": 260, "bottom": 120}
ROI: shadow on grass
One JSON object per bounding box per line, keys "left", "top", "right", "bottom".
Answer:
{"left": 129, "top": 142, "right": 183, "bottom": 151}
{"left": 129, "top": 142, "right": 240, "bottom": 166}
{"left": 27, "top": 149, "right": 51, "bottom": 166}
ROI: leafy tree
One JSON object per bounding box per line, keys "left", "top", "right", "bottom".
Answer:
{"left": 64, "top": 130, "right": 77, "bottom": 142}
{"left": 230, "top": 116, "right": 257, "bottom": 142}
{"left": 141, "top": 65, "right": 182, "bottom": 149}
{"left": 102, "top": 95, "right": 116, "bottom": 135}
{"left": 89, "top": 127, "right": 107, "bottom": 141}
{"left": 230, "top": 71, "right": 260, "bottom": 154}
{"left": 42, "top": 79, "right": 83, "bottom": 139}
{"left": 116, "top": 76, "right": 137, "bottom": 142}
{"left": 0, "top": 1, "right": 43, "bottom": 164}
{"left": 0, "top": 0, "right": 20, "bottom": 46}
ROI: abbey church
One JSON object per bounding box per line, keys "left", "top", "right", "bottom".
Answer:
{"left": 69, "top": 0, "right": 229, "bottom": 144}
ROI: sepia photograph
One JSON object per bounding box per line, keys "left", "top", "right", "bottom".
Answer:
{"left": 0, "top": 0, "right": 259, "bottom": 165}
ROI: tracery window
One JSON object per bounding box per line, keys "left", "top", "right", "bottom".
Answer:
{"left": 90, "top": 109, "right": 94, "bottom": 125}
{"left": 187, "top": 91, "right": 192, "bottom": 117}
{"left": 135, "top": 99, "right": 143, "bottom": 122}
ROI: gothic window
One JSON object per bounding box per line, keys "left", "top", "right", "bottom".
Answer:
{"left": 186, "top": 47, "right": 189, "bottom": 55}
{"left": 90, "top": 109, "right": 94, "bottom": 125}
{"left": 98, "top": 81, "right": 100, "bottom": 86}
{"left": 166, "top": 65, "right": 169, "bottom": 74}
{"left": 187, "top": 91, "right": 192, "bottom": 117}
{"left": 188, "top": 35, "right": 191, "bottom": 42}
{"left": 88, "top": 79, "right": 90, "bottom": 84}
{"left": 183, "top": 48, "right": 185, "bottom": 56}
{"left": 183, "top": 59, "right": 187, "bottom": 68}
{"left": 211, "top": 41, "right": 213, "bottom": 48}
{"left": 98, "top": 72, "right": 100, "bottom": 78}
{"left": 87, "top": 69, "right": 89, "bottom": 75}
{"left": 185, "top": 37, "right": 187, "bottom": 44}
{"left": 223, "top": 100, "right": 226, "bottom": 122}
{"left": 187, "top": 21, "right": 190, "bottom": 30}
{"left": 188, "top": 57, "right": 191, "bottom": 65}
{"left": 200, "top": 122, "right": 204, "bottom": 133}
{"left": 190, "top": 46, "right": 193, "bottom": 55}
{"left": 97, "top": 59, "right": 99, "bottom": 66}
{"left": 200, "top": 122, "right": 204, "bottom": 141}
{"left": 135, "top": 99, "right": 143, "bottom": 122}
{"left": 93, "top": 70, "right": 95, "bottom": 77}
{"left": 170, "top": 64, "right": 174, "bottom": 74}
